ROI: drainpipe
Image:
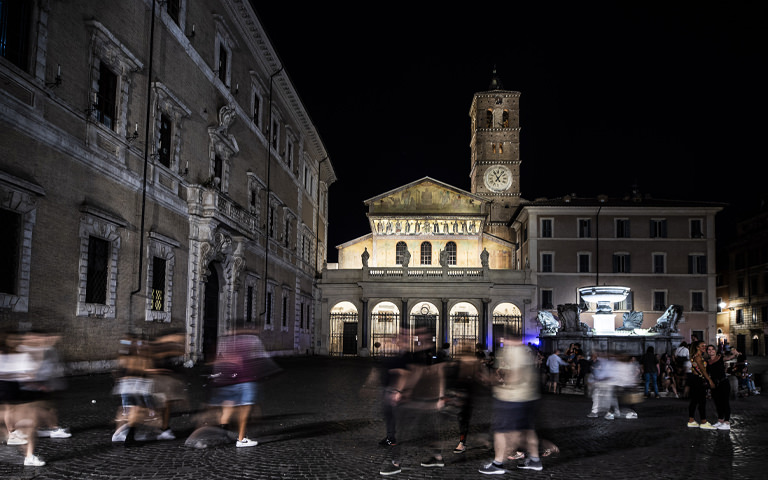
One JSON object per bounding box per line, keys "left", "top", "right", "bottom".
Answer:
{"left": 259, "top": 66, "right": 284, "bottom": 322}
{"left": 131, "top": 0, "right": 157, "bottom": 298}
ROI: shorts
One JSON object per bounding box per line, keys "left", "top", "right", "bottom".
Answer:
{"left": 491, "top": 398, "right": 536, "bottom": 432}
{"left": 208, "top": 381, "right": 257, "bottom": 407}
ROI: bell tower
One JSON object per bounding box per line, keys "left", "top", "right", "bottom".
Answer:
{"left": 469, "top": 69, "right": 521, "bottom": 225}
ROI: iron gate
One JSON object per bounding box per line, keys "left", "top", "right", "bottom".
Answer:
{"left": 330, "top": 312, "right": 358, "bottom": 356}
{"left": 492, "top": 314, "right": 522, "bottom": 352}
{"left": 450, "top": 313, "right": 479, "bottom": 357}
{"left": 371, "top": 312, "right": 400, "bottom": 357}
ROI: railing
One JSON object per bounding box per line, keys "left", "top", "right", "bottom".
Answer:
{"left": 366, "top": 267, "right": 488, "bottom": 280}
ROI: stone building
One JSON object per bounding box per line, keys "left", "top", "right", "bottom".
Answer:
{"left": 319, "top": 72, "right": 723, "bottom": 357}
{"left": 0, "top": 0, "right": 334, "bottom": 371}
{"left": 718, "top": 207, "right": 768, "bottom": 356}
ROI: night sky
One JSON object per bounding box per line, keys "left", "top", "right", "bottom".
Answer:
{"left": 252, "top": 3, "right": 766, "bottom": 262}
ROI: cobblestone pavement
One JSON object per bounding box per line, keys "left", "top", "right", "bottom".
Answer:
{"left": 1, "top": 356, "right": 766, "bottom": 479}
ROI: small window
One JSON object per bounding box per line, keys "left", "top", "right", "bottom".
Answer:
{"left": 218, "top": 43, "right": 228, "bottom": 84}
{"left": 396, "top": 241, "right": 407, "bottom": 265}
{"left": 420, "top": 242, "right": 432, "bottom": 265}
{"left": 691, "top": 219, "right": 704, "bottom": 238}
{"left": 616, "top": 219, "right": 630, "bottom": 238}
{"left": 0, "top": 208, "right": 21, "bottom": 295}
{"left": 653, "top": 291, "right": 667, "bottom": 311}
{"left": 541, "top": 219, "right": 553, "bottom": 238}
{"left": 151, "top": 257, "right": 166, "bottom": 311}
{"left": 613, "top": 253, "right": 631, "bottom": 273}
{"left": 650, "top": 219, "right": 667, "bottom": 238}
{"left": 282, "top": 295, "right": 288, "bottom": 327}
{"left": 85, "top": 236, "right": 110, "bottom": 305}
{"left": 0, "top": 0, "right": 32, "bottom": 71}
{"left": 246, "top": 286, "right": 254, "bottom": 323}
{"left": 541, "top": 253, "right": 553, "bottom": 273}
{"left": 253, "top": 92, "right": 261, "bottom": 128}
{"left": 541, "top": 289, "right": 554, "bottom": 310}
{"left": 158, "top": 113, "right": 173, "bottom": 167}
{"left": 266, "top": 290, "right": 273, "bottom": 325}
{"left": 578, "top": 219, "right": 591, "bottom": 238}
{"left": 653, "top": 254, "right": 665, "bottom": 274}
{"left": 688, "top": 254, "right": 707, "bottom": 274}
{"left": 691, "top": 291, "right": 704, "bottom": 312}
{"left": 96, "top": 63, "right": 118, "bottom": 129}
{"left": 446, "top": 241, "right": 457, "bottom": 266}
{"left": 578, "top": 253, "right": 590, "bottom": 273}
{"left": 166, "top": 0, "right": 181, "bottom": 25}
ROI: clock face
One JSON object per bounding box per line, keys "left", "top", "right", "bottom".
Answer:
{"left": 484, "top": 165, "right": 512, "bottom": 192}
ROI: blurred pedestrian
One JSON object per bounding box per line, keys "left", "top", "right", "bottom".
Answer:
{"left": 379, "top": 328, "right": 447, "bottom": 476}
{"left": 687, "top": 340, "right": 716, "bottom": 429}
{"left": 706, "top": 344, "right": 739, "bottom": 430}
{"left": 545, "top": 349, "right": 568, "bottom": 394}
{"left": 209, "top": 329, "right": 272, "bottom": 447}
{"left": 642, "top": 346, "right": 660, "bottom": 398}
{"left": 111, "top": 334, "right": 155, "bottom": 443}
{"left": 479, "top": 341, "right": 543, "bottom": 474}
{"left": 149, "top": 330, "right": 188, "bottom": 440}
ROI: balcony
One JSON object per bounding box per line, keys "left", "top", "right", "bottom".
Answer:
{"left": 187, "top": 185, "right": 258, "bottom": 237}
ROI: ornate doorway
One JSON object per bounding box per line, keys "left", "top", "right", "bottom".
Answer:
{"left": 202, "top": 262, "right": 221, "bottom": 362}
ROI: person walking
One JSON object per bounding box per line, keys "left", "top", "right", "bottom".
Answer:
{"left": 209, "top": 330, "right": 270, "bottom": 447}
{"left": 687, "top": 341, "right": 716, "bottom": 429}
{"left": 706, "top": 344, "right": 739, "bottom": 430}
{"left": 642, "top": 346, "right": 660, "bottom": 398}
{"left": 479, "top": 341, "right": 543, "bottom": 474}
{"left": 545, "top": 349, "right": 568, "bottom": 394}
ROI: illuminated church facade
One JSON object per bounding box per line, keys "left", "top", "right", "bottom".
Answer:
{"left": 318, "top": 72, "right": 723, "bottom": 356}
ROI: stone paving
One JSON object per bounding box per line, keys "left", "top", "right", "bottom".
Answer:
{"left": 1, "top": 356, "right": 766, "bottom": 479}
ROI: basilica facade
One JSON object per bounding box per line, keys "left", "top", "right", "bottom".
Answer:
{"left": 318, "top": 73, "right": 723, "bottom": 357}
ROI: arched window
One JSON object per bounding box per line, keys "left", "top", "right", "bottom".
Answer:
{"left": 420, "top": 242, "right": 432, "bottom": 265}
{"left": 502, "top": 110, "right": 510, "bottom": 128}
{"left": 485, "top": 109, "right": 493, "bottom": 128}
{"left": 446, "top": 241, "right": 457, "bottom": 265}
{"left": 396, "top": 241, "right": 407, "bottom": 265}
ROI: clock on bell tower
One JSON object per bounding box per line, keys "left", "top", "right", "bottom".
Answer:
{"left": 469, "top": 69, "right": 521, "bottom": 221}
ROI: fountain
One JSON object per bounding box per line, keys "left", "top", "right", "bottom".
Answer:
{"left": 537, "top": 285, "right": 683, "bottom": 357}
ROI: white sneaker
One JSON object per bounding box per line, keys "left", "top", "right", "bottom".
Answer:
{"left": 157, "top": 429, "right": 175, "bottom": 440}
{"left": 24, "top": 455, "right": 45, "bottom": 467}
{"left": 7, "top": 430, "right": 28, "bottom": 445}
{"left": 716, "top": 422, "right": 731, "bottom": 430}
{"left": 236, "top": 437, "right": 258, "bottom": 447}
{"left": 49, "top": 428, "right": 72, "bottom": 439}
{"left": 712, "top": 422, "right": 722, "bottom": 429}
{"left": 604, "top": 412, "right": 615, "bottom": 420}
{"left": 625, "top": 411, "right": 638, "bottom": 419}
{"left": 111, "top": 425, "right": 128, "bottom": 442}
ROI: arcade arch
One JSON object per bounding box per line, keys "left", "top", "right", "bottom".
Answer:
{"left": 329, "top": 301, "right": 358, "bottom": 356}
{"left": 371, "top": 301, "right": 400, "bottom": 357}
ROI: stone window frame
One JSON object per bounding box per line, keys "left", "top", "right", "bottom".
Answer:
{"left": 0, "top": 172, "right": 45, "bottom": 313}
{"left": 282, "top": 207, "right": 296, "bottom": 249}
{"left": 243, "top": 273, "right": 259, "bottom": 324}
{"left": 246, "top": 172, "right": 264, "bottom": 224}
{"left": 152, "top": 82, "right": 192, "bottom": 174}
{"left": 540, "top": 218, "right": 553, "bottom": 238}
{"left": 86, "top": 20, "right": 143, "bottom": 138}
{"left": 162, "top": 0, "right": 188, "bottom": 29}
{"left": 76, "top": 205, "right": 127, "bottom": 318}
{"left": 615, "top": 218, "right": 631, "bottom": 238}
{"left": 652, "top": 252, "right": 667, "bottom": 274}
{"left": 540, "top": 251, "right": 554, "bottom": 273}
{"left": 420, "top": 241, "right": 432, "bottom": 265}
{"left": 652, "top": 290, "right": 668, "bottom": 312}
{"left": 577, "top": 251, "right": 591, "bottom": 273}
{"left": 212, "top": 15, "right": 238, "bottom": 89}
{"left": 691, "top": 290, "right": 705, "bottom": 312}
{"left": 144, "top": 232, "right": 179, "bottom": 322}
{"left": 280, "top": 286, "right": 291, "bottom": 332}
{"left": 249, "top": 74, "right": 264, "bottom": 131}
{"left": 264, "top": 281, "right": 276, "bottom": 330}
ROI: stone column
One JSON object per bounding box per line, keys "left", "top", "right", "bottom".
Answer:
{"left": 441, "top": 298, "right": 450, "bottom": 348}
{"left": 360, "top": 297, "right": 369, "bottom": 349}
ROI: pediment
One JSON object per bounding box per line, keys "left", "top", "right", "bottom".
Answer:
{"left": 365, "top": 177, "right": 487, "bottom": 216}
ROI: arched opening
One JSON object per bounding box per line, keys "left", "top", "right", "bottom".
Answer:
{"left": 202, "top": 262, "right": 221, "bottom": 362}
{"left": 371, "top": 301, "right": 401, "bottom": 357}
{"left": 450, "top": 302, "right": 479, "bottom": 356}
{"left": 410, "top": 302, "right": 439, "bottom": 354}
{"left": 492, "top": 302, "right": 522, "bottom": 352}
{"left": 329, "top": 301, "right": 358, "bottom": 356}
